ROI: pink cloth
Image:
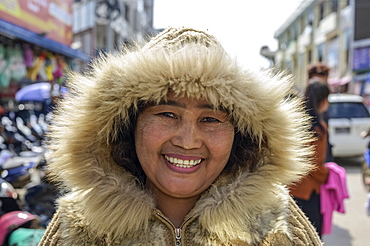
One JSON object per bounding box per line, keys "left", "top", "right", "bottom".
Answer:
{"left": 320, "top": 162, "right": 350, "bottom": 235}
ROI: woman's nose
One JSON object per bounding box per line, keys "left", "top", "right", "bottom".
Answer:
{"left": 171, "top": 121, "right": 202, "bottom": 149}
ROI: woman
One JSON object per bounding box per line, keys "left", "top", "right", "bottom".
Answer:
{"left": 307, "top": 62, "right": 333, "bottom": 163}
{"left": 290, "top": 81, "right": 330, "bottom": 237}
{"left": 40, "top": 27, "right": 322, "bottom": 245}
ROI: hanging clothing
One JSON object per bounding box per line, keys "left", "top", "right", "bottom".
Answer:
{"left": 320, "top": 162, "right": 350, "bottom": 235}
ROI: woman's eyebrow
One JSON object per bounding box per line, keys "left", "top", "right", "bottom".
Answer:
{"left": 158, "top": 100, "right": 226, "bottom": 112}
{"left": 158, "top": 100, "right": 185, "bottom": 108}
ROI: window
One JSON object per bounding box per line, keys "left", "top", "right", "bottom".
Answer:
{"left": 328, "top": 102, "right": 370, "bottom": 118}
{"left": 331, "top": 0, "right": 338, "bottom": 12}
{"left": 124, "top": 3, "right": 130, "bottom": 22}
{"left": 293, "top": 23, "right": 298, "bottom": 40}
{"left": 354, "top": 0, "right": 370, "bottom": 41}
{"left": 343, "top": 30, "right": 350, "bottom": 64}
{"left": 308, "top": 9, "right": 314, "bottom": 26}
{"left": 317, "top": 43, "right": 324, "bottom": 62}
{"left": 319, "top": 2, "right": 325, "bottom": 20}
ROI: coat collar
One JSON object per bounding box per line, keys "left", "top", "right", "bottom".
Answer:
{"left": 58, "top": 164, "right": 291, "bottom": 244}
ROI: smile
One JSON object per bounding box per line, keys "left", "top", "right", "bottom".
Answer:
{"left": 164, "top": 155, "right": 202, "bottom": 168}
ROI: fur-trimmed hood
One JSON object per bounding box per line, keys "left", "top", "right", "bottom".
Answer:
{"left": 47, "top": 27, "right": 314, "bottom": 244}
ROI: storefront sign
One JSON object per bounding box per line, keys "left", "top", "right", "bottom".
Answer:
{"left": 0, "top": 0, "right": 73, "bottom": 45}
{"left": 353, "top": 47, "right": 370, "bottom": 72}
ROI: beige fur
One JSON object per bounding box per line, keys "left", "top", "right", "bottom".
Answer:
{"left": 42, "top": 27, "right": 319, "bottom": 245}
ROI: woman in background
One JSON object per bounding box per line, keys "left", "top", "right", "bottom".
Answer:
{"left": 290, "top": 81, "right": 330, "bottom": 238}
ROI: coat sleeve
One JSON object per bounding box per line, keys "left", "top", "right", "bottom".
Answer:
{"left": 259, "top": 197, "right": 323, "bottom": 245}
{"left": 288, "top": 196, "right": 324, "bottom": 246}
{"left": 311, "top": 123, "right": 329, "bottom": 184}
{"left": 38, "top": 210, "right": 62, "bottom": 246}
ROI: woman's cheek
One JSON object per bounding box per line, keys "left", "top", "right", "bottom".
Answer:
{"left": 136, "top": 117, "right": 171, "bottom": 144}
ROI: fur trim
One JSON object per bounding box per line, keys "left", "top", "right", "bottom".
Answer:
{"left": 189, "top": 169, "right": 292, "bottom": 244}
{"left": 46, "top": 27, "right": 314, "bottom": 242}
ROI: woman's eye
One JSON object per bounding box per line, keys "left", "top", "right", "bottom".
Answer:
{"left": 201, "top": 117, "right": 221, "bottom": 123}
{"left": 157, "top": 112, "right": 176, "bottom": 118}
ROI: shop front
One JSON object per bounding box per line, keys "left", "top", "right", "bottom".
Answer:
{"left": 0, "top": 0, "right": 90, "bottom": 116}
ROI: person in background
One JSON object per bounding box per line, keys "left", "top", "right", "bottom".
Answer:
{"left": 307, "top": 62, "right": 330, "bottom": 84}
{"left": 307, "top": 62, "right": 333, "bottom": 162}
{"left": 39, "top": 27, "right": 323, "bottom": 245}
{"left": 290, "top": 81, "right": 330, "bottom": 238}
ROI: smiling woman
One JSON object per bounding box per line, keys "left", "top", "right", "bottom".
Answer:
{"left": 39, "top": 27, "right": 323, "bottom": 245}
{"left": 135, "top": 93, "right": 235, "bottom": 226}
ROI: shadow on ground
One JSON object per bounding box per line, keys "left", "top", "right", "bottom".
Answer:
{"left": 322, "top": 224, "right": 352, "bottom": 246}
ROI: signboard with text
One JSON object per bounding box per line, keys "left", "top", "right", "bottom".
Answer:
{"left": 353, "top": 47, "right": 370, "bottom": 72}
{"left": 0, "top": 0, "right": 73, "bottom": 45}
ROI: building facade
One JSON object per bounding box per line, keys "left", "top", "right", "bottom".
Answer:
{"left": 351, "top": 0, "right": 370, "bottom": 96}
{"left": 273, "top": 0, "right": 353, "bottom": 93}
{"left": 0, "top": 0, "right": 155, "bottom": 115}
{"left": 72, "top": 0, "right": 155, "bottom": 59}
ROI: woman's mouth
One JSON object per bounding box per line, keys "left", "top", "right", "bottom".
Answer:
{"left": 164, "top": 155, "right": 202, "bottom": 168}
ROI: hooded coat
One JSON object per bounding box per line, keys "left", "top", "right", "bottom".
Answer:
{"left": 39, "top": 27, "right": 322, "bottom": 245}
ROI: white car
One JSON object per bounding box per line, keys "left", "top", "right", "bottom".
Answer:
{"left": 327, "top": 94, "right": 370, "bottom": 157}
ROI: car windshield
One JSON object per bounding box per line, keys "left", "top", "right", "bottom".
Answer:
{"left": 328, "top": 102, "right": 370, "bottom": 118}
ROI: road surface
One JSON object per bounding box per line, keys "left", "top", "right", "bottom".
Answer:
{"left": 322, "top": 157, "right": 370, "bottom": 246}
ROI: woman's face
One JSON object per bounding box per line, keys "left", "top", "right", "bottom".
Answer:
{"left": 319, "top": 98, "right": 329, "bottom": 114}
{"left": 135, "top": 92, "right": 235, "bottom": 200}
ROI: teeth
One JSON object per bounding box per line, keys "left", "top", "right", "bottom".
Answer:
{"left": 165, "top": 155, "right": 202, "bottom": 168}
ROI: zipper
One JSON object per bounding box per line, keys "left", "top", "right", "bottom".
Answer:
{"left": 175, "top": 228, "right": 181, "bottom": 246}
{"left": 154, "top": 210, "right": 193, "bottom": 246}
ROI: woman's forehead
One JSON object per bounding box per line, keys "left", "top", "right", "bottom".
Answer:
{"left": 160, "top": 92, "right": 224, "bottom": 111}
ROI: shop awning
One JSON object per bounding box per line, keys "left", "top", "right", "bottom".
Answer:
{"left": 0, "top": 19, "right": 90, "bottom": 62}
{"left": 328, "top": 75, "right": 352, "bottom": 86}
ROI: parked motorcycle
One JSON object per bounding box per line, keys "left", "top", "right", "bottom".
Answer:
{"left": 0, "top": 210, "right": 45, "bottom": 246}
{"left": 0, "top": 163, "right": 57, "bottom": 245}
{"left": 0, "top": 178, "right": 20, "bottom": 217}
{"left": 0, "top": 112, "right": 47, "bottom": 190}
{"left": 0, "top": 149, "right": 41, "bottom": 189}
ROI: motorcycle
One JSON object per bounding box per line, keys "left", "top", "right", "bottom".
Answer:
{"left": 0, "top": 210, "right": 46, "bottom": 246}
{"left": 0, "top": 114, "right": 47, "bottom": 190}
{"left": 0, "top": 155, "right": 58, "bottom": 226}
{"left": 0, "top": 163, "right": 57, "bottom": 245}
{"left": 0, "top": 178, "right": 20, "bottom": 217}
{"left": 0, "top": 149, "right": 42, "bottom": 189}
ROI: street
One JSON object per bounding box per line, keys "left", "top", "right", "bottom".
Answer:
{"left": 322, "top": 157, "right": 370, "bottom": 246}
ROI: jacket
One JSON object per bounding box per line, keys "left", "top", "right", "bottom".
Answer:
{"left": 290, "top": 122, "right": 329, "bottom": 200}
{"left": 320, "top": 162, "right": 349, "bottom": 235}
{"left": 39, "top": 27, "right": 322, "bottom": 245}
